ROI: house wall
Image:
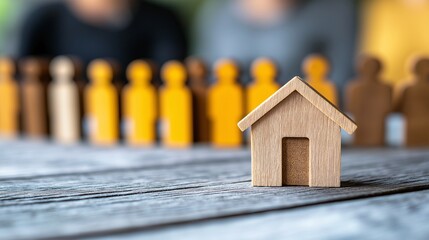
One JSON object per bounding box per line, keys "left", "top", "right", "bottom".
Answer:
{"left": 251, "top": 91, "right": 341, "bottom": 187}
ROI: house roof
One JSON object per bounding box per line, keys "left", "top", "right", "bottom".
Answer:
{"left": 238, "top": 76, "right": 357, "bottom": 134}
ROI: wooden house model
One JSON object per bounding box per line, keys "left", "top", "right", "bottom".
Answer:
{"left": 238, "top": 77, "right": 357, "bottom": 187}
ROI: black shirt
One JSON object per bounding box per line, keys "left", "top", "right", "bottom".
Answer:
{"left": 18, "top": 1, "right": 188, "bottom": 81}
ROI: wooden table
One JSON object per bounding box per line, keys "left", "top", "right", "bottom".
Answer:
{"left": 1, "top": 140, "right": 429, "bottom": 240}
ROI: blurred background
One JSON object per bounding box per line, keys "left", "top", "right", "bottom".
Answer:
{"left": 1, "top": 0, "right": 429, "bottom": 90}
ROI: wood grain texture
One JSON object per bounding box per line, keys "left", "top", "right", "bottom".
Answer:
{"left": 241, "top": 77, "right": 355, "bottom": 187}
{"left": 1, "top": 147, "right": 429, "bottom": 239}
{"left": 0, "top": 140, "right": 249, "bottom": 180}
{"left": 251, "top": 92, "right": 341, "bottom": 187}
{"left": 134, "top": 190, "right": 429, "bottom": 240}
{"left": 238, "top": 77, "right": 356, "bottom": 134}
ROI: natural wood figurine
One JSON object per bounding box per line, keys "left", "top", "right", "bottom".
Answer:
{"left": 186, "top": 57, "right": 210, "bottom": 143}
{"left": 160, "top": 60, "right": 193, "bottom": 148}
{"left": 85, "top": 59, "right": 119, "bottom": 146}
{"left": 208, "top": 59, "right": 244, "bottom": 148}
{"left": 346, "top": 56, "right": 392, "bottom": 147}
{"left": 0, "top": 57, "right": 19, "bottom": 138}
{"left": 397, "top": 57, "right": 429, "bottom": 147}
{"left": 302, "top": 54, "right": 338, "bottom": 106}
{"left": 122, "top": 60, "right": 157, "bottom": 146}
{"left": 238, "top": 77, "right": 357, "bottom": 187}
{"left": 20, "top": 58, "right": 49, "bottom": 138}
{"left": 49, "top": 56, "right": 81, "bottom": 144}
{"left": 247, "top": 58, "right": 280, "bottom": 113}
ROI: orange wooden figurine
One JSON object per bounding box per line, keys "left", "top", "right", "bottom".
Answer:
{"left": 0, "top": 57, "right": 19, "bottom": 138}
{"left": 302, "top": 54, "right": 338, "bottom": 106}
{"left": 247, "top": 58, "right": 279, "bottom": 113}
{"left": 208, "top": 59, "right": 244, "bottom": 148}
{"left": 20, "top": 58, "right": 49, "bottom": 138}
{"left": 85, "top": 59, "right": 119, "bottom": 146}
{"left": 186, "top": 57, "right": 210, "bottom": 142}
{"left": 397, "top": 57, "right": 429, "bottom": 147}
{"left": 160, "top": 61, "right": 193, "bottom": 147}
{"left": 122, "top": 60, "right": 157, "bottom": 146}
{"left": 346, "top": 56, "right": 392, "bottom": 147}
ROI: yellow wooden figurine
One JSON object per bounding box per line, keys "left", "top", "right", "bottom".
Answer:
{"left": 302, "top": 54, "right": 338, "bottom": 106}
{"left": 208, "top": 59, "right": 244, "bottom": 148}
{"left": 0, "top": 58, "right": 19, "bottom": 138}
{"left": 247, "top": 58, "right": 280, "bottom": 113}
{"left": 122, "top": 60, "right": 157, "bottom": 146}
{"left": 85, "top": 59, "right": 119, "bottom": 146}
{"left": 160, "top": 61, "right": 193, "bottom": 148}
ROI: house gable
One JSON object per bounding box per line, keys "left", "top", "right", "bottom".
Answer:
{"left": 238, "top": 77, "right": 357, "bottom": 134}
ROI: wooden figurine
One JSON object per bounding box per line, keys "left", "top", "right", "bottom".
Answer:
{"left": 394, "top": 56, "right": 426, "bottom": 110}
{"left": 20, "top": 58, "right": 49, "bottom": 138}
{"left": 247, "top": 58, "right": 280, "bottom": 113}
{"left": 208, "top": 59, "right": 244, "bottom": 148}
{"left": 85, "top": 59, "right": 119, "bottom": 146}
{"left": 238, "top": 77, "right": 357, "bottom": 187}
{"left": 160, "top": 60, "right": 193, "bottom": 147}
{"left": 71, "top": 57, "right": 86, "bottom": 138}
{"left": 186, "top": 57, "right": 210, "bottom": 142}
{"left": 0, "top": 57, "right": 19, "bottom": 138}
{"left": 302, "top": 54, "right": 338, "bottom": 106}
{"left": 346, "top": 56, "right": 392, "bottom": 147}
{"left": 122, "top": 60, "right": 157, "bottom": 146}
{"left": 397, "top": 57, "right": 429, "bottom": 147}
{"left": 49, "top": 56, "right": 81, "bottom": 144}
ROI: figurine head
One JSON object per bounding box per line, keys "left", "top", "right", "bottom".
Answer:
{"left": 215, "top": 59, "right": 239, "bottom": 84}
{"left": 251, "top": 58, "right": 277, "bottom": 84}
{"left": 161, "top": 60, "right": 187, "bottom": 87}
{"left": 357, "top": 55, "right": 382, "bottom": 80}
{"left": 50, "top": 56, "right": 75, "bottom": 83}
{"left": 20, "top": 58, "right": 48, "bottom": 83}
{"left": 88, "top": 59, "right": 113, "bottom": 85}
{"left": 302, "top": 54, "right": 329, "bottom": 80}
{"left": 186, "top": 57, "right": 207, "bottom": 85}
{"left": 412, "top": 57, "right": 429, "bottom": 81}
{"left": 0, "top": 57, "right": 15, "bottom": 81}
{"left": 127, "top": 60, "right": 152, "bottom": 86}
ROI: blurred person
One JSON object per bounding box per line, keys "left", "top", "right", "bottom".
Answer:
{"left": 195, "top": 0, "right": 357, "bottom": 92}
{"left": 360, "top": 0, "right": 429, "bottom": 85}
{"left": 17, "top": 0, "right": 187, "bottom": 80}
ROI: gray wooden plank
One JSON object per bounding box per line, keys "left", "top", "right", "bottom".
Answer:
{"left": 1, "top": 149, "right": 429, "bottom": 239}
{"left": 108, "top": 189, "right": 429, "bottom": 240}
{"left": 0, "top": 160, "right": 249, "bottom": 206}
{"left": 0, "top": 139, "right": 249, "bottom": 179}
{"left": 0, "top": 148, "right": 426, "bottom": 205}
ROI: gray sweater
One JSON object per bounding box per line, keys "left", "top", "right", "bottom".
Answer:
{"left": 195, "top": 0, "right": 357, "bottom": 92}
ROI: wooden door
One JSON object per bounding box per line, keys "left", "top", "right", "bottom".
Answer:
{"left": 282, "top": 137, "right": 309, "bottom": 186}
